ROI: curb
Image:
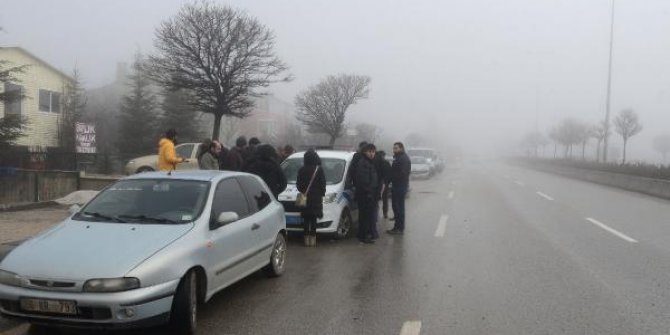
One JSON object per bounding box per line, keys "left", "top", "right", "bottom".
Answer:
{"left": 0, "top": 201, "right": 59, "bottom": 212}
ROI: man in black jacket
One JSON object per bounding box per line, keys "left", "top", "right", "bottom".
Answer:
{"left": 388, "top": 142, "right": 411, "bottom": 234}
{"left": 355, "top": 143, "right": 378, "bottom": 244}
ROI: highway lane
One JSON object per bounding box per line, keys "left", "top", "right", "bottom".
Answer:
{"left": 3, "top": 163, "right": 670, "bottom": 334}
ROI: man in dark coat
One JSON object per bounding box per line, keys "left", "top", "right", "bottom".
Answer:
{"left": 244, "top": 144, "right": 287, "bottom": 199}
{"left": 346, "top": 141, "right": 368, "bottom": 190}
{"left": 297, "top": 149, "right": 326, "bottom": 247}
{"left": 376, "top": 150, "right": 392, "bottom": 219}
{"left": 222, "top": 136, "right": 247, "bottom": 171}
{"left": 355, "top": 143, "right": 378, "bottom": 244}
{"left": 388, "top": 142, "right": 411, "bottom": 234}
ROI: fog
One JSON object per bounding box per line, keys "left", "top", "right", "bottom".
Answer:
{"left": 2, "top": 0, "right": 669, "bottom": 161}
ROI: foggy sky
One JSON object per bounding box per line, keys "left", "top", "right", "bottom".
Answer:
{"left": 2, "top": 0, "right": 669, "bottom": 161}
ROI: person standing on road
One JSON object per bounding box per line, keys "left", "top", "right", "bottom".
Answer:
{"left": 346, "top": 141, "right": 368, "bottom": 189}
{"left": 297, "top": 149, "right": 326, "bottom": 247}
{"left": 244, "top": 144, "right": 288, "bottom": 199}
{"left": 376, "top": 150, "right": 392, "bottom": 219}
{"left": 158, "top": 128, "right": 189, "bottom": 171}
{"left": 355, "top": 143, "right": 379, "bottom": 244}
{"left": 388, "top": 142, "right": 411, "bottom": 235}
{"left": 199, "top": 141, "right": 222, "bottom": 170}
{"left": 222, "top": 136, "right": 247, "bottom": 171}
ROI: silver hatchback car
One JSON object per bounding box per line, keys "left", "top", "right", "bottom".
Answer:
{"left": 0, "top": 171, "right": 287, "bottom": 334}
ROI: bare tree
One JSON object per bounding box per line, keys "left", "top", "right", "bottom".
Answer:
{"left": 521, "top": 131, "right": 548, "bottom": 157}
{"left": 653, "top": 134, "right": 670, "bottom": 165}
{"left": 591, "top": 121, "right": 608, "bottom": 162}
{"left": 553, "top": 118, "right": 585, "bottom": 159}
{"left": 354, "top": 122, "right": 383, "bottom": 144}
{"left": 613, "top": 109, "right": 643, "bottom": 164}
{"left": 59, "top": 67, "right": 87, "bottom": 152}
{"left": 219, "top": 115, "right": 241, "bottom": 146}
{"left": 295, "top": 74, "right": 371, "bottom": 147}
{"left": 150, "top": 1, "right": 290, "bottom": 140}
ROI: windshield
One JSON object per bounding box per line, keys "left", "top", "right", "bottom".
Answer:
{"left": 408, "top": 149, "right": 435, "bottom": 159}
{"left": 74, "top": 179, "right": 210, "bottom": 224}
{"left": 282, "top": 157, "right": 347, "bottom": 185}
{"left": 411, "top": 156, "right": 427, "bottom": 164}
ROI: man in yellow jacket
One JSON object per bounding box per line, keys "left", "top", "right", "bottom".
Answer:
{"left": 158, "top": 128, "right": 189, "bottom": 171}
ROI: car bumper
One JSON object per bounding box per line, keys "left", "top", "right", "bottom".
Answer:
{"left": 411, "top": 171, "right": 430, "bottom": 179}
{"left": 282, "top": 202, "right": 343, "bottom": 234}
{"left": 0, "top": 279, "right": 179, "bottom": 329}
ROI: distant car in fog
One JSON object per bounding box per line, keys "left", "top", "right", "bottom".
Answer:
{"left": 410, "top": 156, "right": 431, "bottom": 179}
{"left": 124, "top": 143, "right": 200, "bottom": 174}
{"left": 407, "top": 147, "right": 444, "bottom": 175}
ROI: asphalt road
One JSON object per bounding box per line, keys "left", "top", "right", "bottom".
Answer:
{"left": 3, "top": 162, "right": 670, "bottom": 334}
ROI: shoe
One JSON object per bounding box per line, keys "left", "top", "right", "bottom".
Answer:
{"left": 309, "top": 235, "right": 317, "bottom": 247}
{"left": 304, "top": 235, "right": 310, "bottom": 246}
{"left": 362, "top": 238, "right": 375, "bottom": 244}
{"left": 389, "top": 217, "right": 395, "bottom": 221}
{"left": 386, "top": 229, "right": 399, "bottom": 235}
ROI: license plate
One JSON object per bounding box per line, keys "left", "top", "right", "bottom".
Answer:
{"left": 20, "top": 298, "right": 77, "bottom": 315}
{"left": 285, "top": 215, "right": 303, "bottom": 225}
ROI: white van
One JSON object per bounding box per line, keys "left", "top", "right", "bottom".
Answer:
{"left": 278, "top": 151, "right": 356, "bottom": 239}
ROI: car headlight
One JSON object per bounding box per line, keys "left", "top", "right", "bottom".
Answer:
{"left": 323, "top": 192, "right": 338, "bottom": 204}
{"left": 0, "top": 269, "right": 22, "bottom": 287}
{"left": 83, "top": 277, "right": 140, "bottom": 292}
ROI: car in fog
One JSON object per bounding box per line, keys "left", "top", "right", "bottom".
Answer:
{"left": 410, "top": 156, "right": 431, "bottom": 179}
{"left": 0, "top": 171, "right": 287, "bottom": 334}
{"left": 124, "top": 142, "right": 200, "bottom": 174}
{"left": 278, "top": 151, "right": 356, "bottom": 239}
{"left": 407, "top": 147, "right": 444, "bottom": 175}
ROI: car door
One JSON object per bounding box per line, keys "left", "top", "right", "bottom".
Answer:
{"left": 238, "top": 176, "right": 277, "bottom": 249}
{"left": 175, "top": 143, "right": 198, "bottom": 170}
{"left": 206, "top": 178, "right": 257, "bottom": 291}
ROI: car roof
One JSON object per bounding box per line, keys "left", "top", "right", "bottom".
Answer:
{"left": 124, "top": 170, "right": 247, "bottom": 182}
{"left": 285, "top": 150, "right": 355, "bottom": 161}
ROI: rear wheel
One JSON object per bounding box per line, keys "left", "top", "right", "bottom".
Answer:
{"left": 264, "top": 233, "right": 287, "bottom": 277}
{"left": 169, "top": 270, "right": 198, "bottom": 335}
{"left": 333, "top": 209, "right": 352, "bottom": 240}
{"left": 136, "top": 166, "right": 154, "bottom": 173}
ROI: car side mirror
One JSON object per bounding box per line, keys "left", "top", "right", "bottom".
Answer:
{"left": 210, "top": 211, "right": 239, "bottom": 230}
{"left": 68, "top": 204, "right": 81, "bottom": 215}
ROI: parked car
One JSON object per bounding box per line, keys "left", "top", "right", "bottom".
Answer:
{"left": 410, "top": 156, "right": 431, "bottom": 179}
{"left": 278, "top": 151, "right": 356, "bottom": 239}
{"left": 0, "top": 171, "right": 287, "bottom": 334}
{"left": 124, "top": 143, "right": 200, "bottom": 175}
{"left": 407, "top": 147, "right": 442, "bottom": 175}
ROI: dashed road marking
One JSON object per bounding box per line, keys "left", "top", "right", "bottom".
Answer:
{"left": 536, "top": 191, "right": 554, "bottom": 201}
{"left": 400, "top": 320, "right": 422, "bottom": 335}
{"left": 514, "top": 180, "right": 525, "bottom": 187}
{"left": 448, "top": 191, "right": 455, "bottom": 199}
{"left": 434, "top": 215, "right": 448, "bottom": 237}
{"left": 586, "top": 218, "right": 638, "bottom": 243}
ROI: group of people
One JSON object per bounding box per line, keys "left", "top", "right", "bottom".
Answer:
{"left": 349, "top": 141, "right": 411, "bottom": 244}
{"left": 157, "top": 128, "right": 411, "bottom": 247}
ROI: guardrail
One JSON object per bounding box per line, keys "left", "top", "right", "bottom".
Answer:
{"left": 519, "top": 160, "right": 670, "bottom": 200}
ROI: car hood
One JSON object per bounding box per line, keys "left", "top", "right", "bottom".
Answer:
{"left": 0, "top": 219, "right": 193, "bottom": 280}
{"left": 278, "top": 184, "right": 340, "bottom": 201}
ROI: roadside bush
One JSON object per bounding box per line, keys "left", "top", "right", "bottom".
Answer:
{"left": 521, "top": 158, "right": 670, "bottom": 181}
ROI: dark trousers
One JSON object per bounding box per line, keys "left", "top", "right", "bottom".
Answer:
{"left": 391, "top": 184, "right": 408, "bottom": 231}
{"left": 381, "top": 183, "right": 390, "bottom": 217}
{"left": 357, "top": 196, "right": 376, "bottom": 241}
{"left": 302, "top": 214, "right": 317, "bottom": 235}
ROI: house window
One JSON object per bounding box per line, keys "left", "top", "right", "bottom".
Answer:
{"left": 4, "top": 83, "right": 22, "bottom": 115}
{"left": 38, "top": 89, "right": 61, "bottom": 113}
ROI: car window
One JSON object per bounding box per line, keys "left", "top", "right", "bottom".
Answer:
{"left": 211, "top": 178, "right": 250, "bottom": 223}
{"left": 238, "top": 176, "right": 272, "bottom": 214}
{"left": 281, "top": 157, "right": 347, "bottom": 185}
{"left": 176, "top": 144, "right": 194, "bottom": 158}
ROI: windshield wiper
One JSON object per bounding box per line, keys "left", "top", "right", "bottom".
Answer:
{"left": 81, "top": 211, "right": 127, "bottom": 223}
{"left": 118, "top": 215, "right": 179, "bottom": 224}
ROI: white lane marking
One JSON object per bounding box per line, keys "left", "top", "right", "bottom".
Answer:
{"left": 3, "top": 323, "right": 30, "bottom": 335}
{"left": 586, "top": 218, "right": 638, "bottom": 243}
{"left": 448, "top": 191, "right": 455, "bottom": 199}
{"left": 434, "top": 215, "right": 448, "bottom": 237}
{"left": 400, "top": 320, "right": 422, "bottom": 335}
{"left": 536, "top": 191, "right": 554, "bottom": 201}
{"left": 514, "top": 180, "right": 525, "bottom": 186}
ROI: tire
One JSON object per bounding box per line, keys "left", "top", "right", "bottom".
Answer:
{"left": 136, "top": 166, "right": 154, "bottom": 173}
{"left": 169, "top": 270, "right": 198, "bottom": 335}
{"left": 264, "top": 233, "right": 287, "bottom": 277}
{"left": 333, "top": 209, "right": 352, "bottom": 240}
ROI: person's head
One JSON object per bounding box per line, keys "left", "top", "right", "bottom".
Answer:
{"left": 257, "top": 144, "right": 277, "bottom": 161}
{"left": 249, "top": 137, "right": 261, "bottom": 147}
{"left": 235, "top": 136, "right": 247, "bottom": 148}
{"left": 358, "top": 141, "right": 368, "bottom": 153}
{"left": 211, "top": 141, "right": 222, "bottom": 156}
{"left": 304, "top": 148, "right": 320, "bottom": 166}
{"left": 376, "top": 150, "right": 386, "bottom": 160}
{"left": 166, "top": 128, "right": 178, "bottom": 143}
{"left": 362, "top": 143, "right": 376, "bottom": 160}
{"left": 284, "top": 145, "right": 295, "bottom": 156}
{"left": 393, "top": 142, "right": 405, "bottom": 155}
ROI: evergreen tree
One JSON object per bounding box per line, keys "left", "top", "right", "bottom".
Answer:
{"left": 59, "top": 67, "right": 87, "bottom": 151}
{"left": 117, "top": 53, "right": 159, "bottom": 157}
{"left": 159, "top": 89, "right": 204, "bottom": 143}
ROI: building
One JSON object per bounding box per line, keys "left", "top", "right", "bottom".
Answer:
{"left": 0, "top": 47, "right": 74, "bottom": 148}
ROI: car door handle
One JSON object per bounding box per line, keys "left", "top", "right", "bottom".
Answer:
{"left": 251, "top": 223, "right": 260, "bottom": 231}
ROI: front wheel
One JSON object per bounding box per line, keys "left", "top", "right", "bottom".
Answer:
{"left": 264, "top": 233, "right": 287, "bottom": 277}
{"left": 169, "top": 270, "right": 198, "bottom": 335}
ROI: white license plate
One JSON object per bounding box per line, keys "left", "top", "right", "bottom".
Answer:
{"left": 20, "top": 298, "right": 77, "bottom": 315}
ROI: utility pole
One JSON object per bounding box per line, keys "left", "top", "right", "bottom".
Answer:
{"left": 603, "top": 0, "right": 615, "bottom": 162}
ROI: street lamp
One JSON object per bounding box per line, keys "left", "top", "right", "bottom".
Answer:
{"left": 602, "top": 0, "right": 615, "bottom": 162}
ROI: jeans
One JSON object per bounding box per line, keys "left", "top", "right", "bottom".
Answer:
{"left": 391, "top": 184, "right": 408, "bottom": 231}
{"left": 357, "top": 196, "right": 376, "bottom": 241}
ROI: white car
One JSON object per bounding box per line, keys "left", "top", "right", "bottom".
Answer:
{"left": 278, "top": 151, "right": 356, "bottom": 239}
{"left": 124, "top": 143, "right": 201, "bottom": 174}
{"left": 410, "top": 156, "right": 431, "bottom": 179}
{"left": 0, "top": 171, "right": 286, "bottom": 333}
{"left": 407, "top": 147, "right": 438, "bottom": 175}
